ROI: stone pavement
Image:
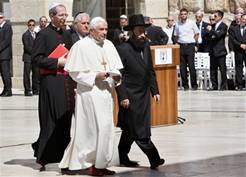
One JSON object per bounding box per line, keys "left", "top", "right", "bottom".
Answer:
{"left": 0, "top": 89, "right": 245, "bottom": 177}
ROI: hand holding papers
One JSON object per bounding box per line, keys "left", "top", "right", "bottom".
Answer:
{"left": 40, "top": 44, "right": 68, "bottom": 75}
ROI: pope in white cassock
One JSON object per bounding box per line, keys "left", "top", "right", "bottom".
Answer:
{"left": 59, "top": 17, "right": 123, "bottom": 176}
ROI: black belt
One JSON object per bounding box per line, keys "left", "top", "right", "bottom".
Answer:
{"left": 179, "top": 43, "right": 195, "bottom": 46}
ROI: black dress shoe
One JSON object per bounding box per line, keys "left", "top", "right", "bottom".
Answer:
{"left": 237, "top": 86, "right": 243, "bottom": 91}
{"left": 150, "top": 158, "right": 165, "bottom": 169}
{"left": 0, "top": 91, "right": 12, "bottom": 97}
{"left": 183, "top": 86, "right": 189, "bottom": 91}
{"left": 120, "top": 160, "right": 139, "bottom": 167}
{"left": 25, "top": 91, "right": 33, "bottom": 96}
{"left": 32, "top": 91, "right": 39, "bottom": 95}
{"left": 207, "top": 87, "right": 218, "bottom": 91}
{"left": 192, "top": 86, "right": 198, "bottom": 91}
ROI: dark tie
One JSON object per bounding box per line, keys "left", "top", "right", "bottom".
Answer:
{"left": 196, "top": 23, "right": 200, "bottom": 29}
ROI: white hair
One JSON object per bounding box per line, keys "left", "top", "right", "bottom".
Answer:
{"left": 90, "top": 17, "right": 107, "bottom": 29}
{"left": 74, "top": 13, "right": 90, "bottom": 23}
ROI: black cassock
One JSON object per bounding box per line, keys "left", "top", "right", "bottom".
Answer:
{"left": 116, "top": 39, "right": 159, "bottom": 139}
{"left": 31, "top": 24, "right": 74, "bottom": 164}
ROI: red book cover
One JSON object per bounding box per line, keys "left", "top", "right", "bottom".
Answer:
{"left": 48, "top": 44, "right": 68, "bottom": 58}
{"left": 40, "top": 44, "right": 68, "bottom": 75}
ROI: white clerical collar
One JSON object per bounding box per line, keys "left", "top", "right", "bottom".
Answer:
{"left": 51, "top": 23, "right": 61, "bottom": 31}
{"left": 89, "top": 35, "right": 104, "bottom": 47}
{"left": 0, "top": 21, "right": 6, "bottom": 28}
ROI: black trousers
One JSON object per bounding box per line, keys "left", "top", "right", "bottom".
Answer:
{"left": 234, "top": 52, "right": 246, "bottom": 88}
{"left": 118, "top": 130, "right": 161, "bottom": 165}
{"left": 210, "top": 55, "right": 227, "bottom": 89}
{"left": 23, "top": 62, "right": 40, "bottom": 93}
{"left": 0, "top": 60, "right": 12, "bottom": 91}
{"left": 180, "top": 44, "right": 198, "bottom": 88}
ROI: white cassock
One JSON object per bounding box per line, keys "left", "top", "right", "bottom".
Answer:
{"left": 59, "top": 36, "right": 123, "bottom": 170}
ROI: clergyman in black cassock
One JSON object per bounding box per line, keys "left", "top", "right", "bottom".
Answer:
{"left": 31, "top": 3, "right": 74, "bottom": 169}
{"left": 116, "top": 14, "right": 164, "bottom": 169}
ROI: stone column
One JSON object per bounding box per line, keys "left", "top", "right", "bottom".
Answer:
{"left": 8, "top": 0, "right": 73, "bottom": 89}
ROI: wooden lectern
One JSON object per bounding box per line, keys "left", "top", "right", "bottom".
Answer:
{"left": 149, "top": 45, "right": 180, "bottom": 125}
{"left": 113, "top": 44, "right": 180, "bottom": 126}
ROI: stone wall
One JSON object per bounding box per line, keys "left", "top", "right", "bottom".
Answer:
{"left": 169, "top": 0, "right": 246, "bottom": 25}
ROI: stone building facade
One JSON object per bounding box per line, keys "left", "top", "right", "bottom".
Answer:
{"left": 0, "top": 0, "right": 245, "bottom": 88}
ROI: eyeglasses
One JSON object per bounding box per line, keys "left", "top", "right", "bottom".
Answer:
{"left": 180, "top": 13, "right": 187, "bottom": 15}
{"left": 57, "top": 13, "right": 68, "bottom": 18}
{"left": 167, "top": 19, "right": 174, "bottom": 21}
{"left": 28, "top": 24, "right": 35, "bottom": 26}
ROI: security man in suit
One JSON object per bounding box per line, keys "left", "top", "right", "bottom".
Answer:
{"left": 206, "top": 10, "right": 228, "bottom": 90}
{"left": 0, "top": 12, "right": 12, "bottom": 96}
{"left": 22, "top": 19, "right": 39, "bottom": 96}
{"left": 230, "top": 13, "right": 246, "bottom": 90}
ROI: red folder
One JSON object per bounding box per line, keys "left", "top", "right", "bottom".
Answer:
{"left": 40, "top": 44, "right": 68, "bottom": 75}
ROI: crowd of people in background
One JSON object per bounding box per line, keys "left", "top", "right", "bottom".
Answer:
{"left": 0, "top": 1, "right": 245, "bottom": 176}
{"left": 0, "top": 6, "right": 245, "bottom": 97}
{"left": 112, "top": 7, "right": 246, "bottom": 91}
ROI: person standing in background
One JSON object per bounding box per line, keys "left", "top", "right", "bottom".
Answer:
{"left": 34, "top": 16, "right": 48, "bottom": 33}
{"left": 144, "top": 16, "right": 168, "bottom": 45}
{"left": 22, "top": 19, "right": 39, "bottom": 96}
{"left": 112, "top": 14, "right": 129, "bottom": 45}
{"left": 0, "top": 12, "right": 13, "bottom": 97}
{"left": 173, "top": 8, "right": 199, "bottom": 90}
{"left": 163, "top": 15, "right": 176, "bottom": 44}
{"left": 68, "top": 12, "right": 90, "bottom": 44}
{"left": 31, "top": 2, "right": 73, "bottom": 171}
{"left": 195, "top": 11, "right": 209, "bottom": 52}
{"left": 230, "top": 13, "right": 246, "bottom": 90}
{"left": 206, "top": 10, "right": 228, "bottom": 91}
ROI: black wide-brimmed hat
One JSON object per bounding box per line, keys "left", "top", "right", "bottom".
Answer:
{"left": 124, "top": 14, "right": 151, "bottom": 30}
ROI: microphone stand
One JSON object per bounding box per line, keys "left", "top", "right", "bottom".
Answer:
{"left": 178, "top": 116, "right": 186, "bottom": 124}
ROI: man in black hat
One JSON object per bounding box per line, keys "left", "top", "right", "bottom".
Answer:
{"left": 116, "top": 14, "right": 165, "bottom": 169}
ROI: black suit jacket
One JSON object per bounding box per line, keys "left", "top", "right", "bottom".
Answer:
{"left": 207, "top": 22, "right": 228, "bottom": 57}
{"left": 146, "top": 25, "right": 168, "bottom": 45}
{"left": 68, "top": 26, "right": 80, "bottom": 44}
{"left": 197, "top": 21, "right": 209, "bottom": 52}
{"left": 22, "top": 30, "right": 35, "bottom": 63}
{"left": 0, "top": 22, "right": 13, "bottom": 60}
{"left": 116, "top": 39, "right": 159, "bottom": 138}
{"left": 228, "top": 20, "right": 237, "bottom": 51}
{"left": 230, "top": 25, "right": 246, "bottom": 53}
{"left": 31, "top": 23, "right": 73, "bottom": 70}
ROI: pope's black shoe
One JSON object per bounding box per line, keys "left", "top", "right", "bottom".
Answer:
{"left": 120, "top": 159, "right": 139, "bottom": 167}
{"left": 150, "top": 158, "right": 165, "bottom": 169}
